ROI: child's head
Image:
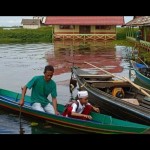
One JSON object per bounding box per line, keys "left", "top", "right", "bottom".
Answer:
{"left": 78, "top": 91, "right": 89, "bottom": 104}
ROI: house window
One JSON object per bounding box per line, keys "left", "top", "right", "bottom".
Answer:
{"left": 60, "top": 25, "right": 75, "bottom": 29}
{"left": 95, "top": 26, "right": 111, "bottom": 30}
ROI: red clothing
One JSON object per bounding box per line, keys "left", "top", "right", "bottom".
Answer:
{"left": 62, "top": 104, "right": 92, "bottom": 120}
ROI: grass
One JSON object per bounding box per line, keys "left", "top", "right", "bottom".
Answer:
{"left": 0, "top": 26, "right": 139, "bottom": 44}
{"left": 0, "top": 26, "right": 52, "bottom": 43}
{"left": 139, "top": 51, "right": 150, "bottom": 65}
{"left": 111, "top": 39, "right": 134, "bottom": 47}
{"left": 116, "top": 27, "right": 138, "bottom": 40}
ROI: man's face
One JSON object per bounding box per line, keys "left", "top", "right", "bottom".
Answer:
{"left": 44, "top": 70, "right": 54, "bottom": 82}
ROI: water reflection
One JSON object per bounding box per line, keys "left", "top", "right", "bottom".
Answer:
{"left": 0, "top": 109, "right": 31, "bottom": 134}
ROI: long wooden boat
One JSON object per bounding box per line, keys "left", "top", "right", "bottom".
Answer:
{"left": 131, "top": 60, "right": 150, "bottom": 87}
{"left": 0, "top": 88, "right": 150, "bottom": 134}
{"left": 72, "top": 66, "right": 150, "bottom": 126}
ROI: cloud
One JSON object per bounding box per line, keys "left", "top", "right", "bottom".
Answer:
{"left": 0, "top": 16, "right": 33, "bottom": 27}
{"left": 124, "top": 16, "right": 133, "bottom": 23}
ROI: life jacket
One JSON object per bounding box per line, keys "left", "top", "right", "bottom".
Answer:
{"left": 62, "top": 100, "right": 79, "bottom": 116}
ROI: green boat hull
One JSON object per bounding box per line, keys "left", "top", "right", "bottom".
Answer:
{"left": 131, "top": 60, "right": 150, "bottom": 87}
{"left": 0, "top": 88, "right": 150, "bottom": 134}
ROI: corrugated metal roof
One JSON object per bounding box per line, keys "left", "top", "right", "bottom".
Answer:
{"left": 21, "top": 19, "right": 41, "bottom": 25}
{"left": 126, "top": 16, "right": 150, "bottom": 26}
{"left": 45, "top": 16, "right": 124, "bottom": 25}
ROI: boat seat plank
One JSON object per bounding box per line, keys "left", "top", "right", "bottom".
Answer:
{"left": 78, "top": 74, "right": 113, "bottom": 77}
{"left": 144, "top": 96, "right": 150, "bottom": 102}
{"left": 75, "top": 68, "right": 113, "bottom": 79}
{"left": 89, "top": 82, "right": 130, "bottom": 88}
{"left": 78, "top": 75, "right": 113, "bottom": 80}
{"left": 85, "top": 80, "right": 128, "bottom": 83}
{"left": 121, "top": 98, "right": 140, "bottom": 106}
{"left": 140, "top": 103, "right": 150, "bottom": 109}
{"left": 141, "top": 99, "right": 150, "bottom": 105}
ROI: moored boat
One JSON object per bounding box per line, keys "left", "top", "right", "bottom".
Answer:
{"left": 131, "top": 60, "right": 150, "bottom": 87}
{"left": 0, "top": 88, "right": 149, "bottom": 134}
{"left": 71, "top": 66, "right": 150, "bottom": 126}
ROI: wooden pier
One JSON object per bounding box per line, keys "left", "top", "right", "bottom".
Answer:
{"left": 53, "top": 34, "right": 116, "bottom": 41}
{"left": 127, "top": 36, "right": 150, "bottom": 52}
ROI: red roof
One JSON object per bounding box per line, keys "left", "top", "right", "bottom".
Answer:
{"left": 45, "top": 16, "right": 124, "bottom": 25}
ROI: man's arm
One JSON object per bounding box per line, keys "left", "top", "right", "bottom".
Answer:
{"left": 71, "top": 103, "right": 92, "bottom": 120}
{"left": 19, "top": 86, "right": 27, "bottom": 106}
{"left": 52, "top": 98, "right": 59, "bottom": 115}
{"left": 71, "top": 112, "right": 92, "bottom": 120}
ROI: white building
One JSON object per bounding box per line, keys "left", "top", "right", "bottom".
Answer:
{"left": 21, "top": 19, "right": 42, "bottom": 29}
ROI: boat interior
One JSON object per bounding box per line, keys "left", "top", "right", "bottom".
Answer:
{"left": 73, "top": 67, "right": 150, "bottom": 110}
{"left": 138, "top": 67, "right": 150, "bottom": 78}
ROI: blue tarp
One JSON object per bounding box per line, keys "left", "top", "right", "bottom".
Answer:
{"left": 135, "top": 63, "right": 146, "bottom": 68}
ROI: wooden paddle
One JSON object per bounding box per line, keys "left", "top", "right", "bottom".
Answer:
{"left": 19, "top": 87, "right": 24, "bottom": 134}
{"left": 123, "top": 77, "right": 150, "bottom": 97}
{"left": 84, "top": 61, "right": 150, "bottom": 94}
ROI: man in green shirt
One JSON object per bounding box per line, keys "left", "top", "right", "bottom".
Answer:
{"left": 19, "top": 65, "right": 59, "bottom": 115}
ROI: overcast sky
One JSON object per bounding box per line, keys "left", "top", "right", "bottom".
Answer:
{"left": 0, "top": 16, "right": 133, "bottom": 27}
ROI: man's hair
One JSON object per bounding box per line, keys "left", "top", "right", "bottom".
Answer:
{"left": 44, "top": 65, "right": 54, "bottom": 73}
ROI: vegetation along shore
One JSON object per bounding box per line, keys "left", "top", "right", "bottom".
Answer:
{"left": 0, "top": 27, "right": 52, "bottom": 43}
{"left": 0, "top": 27, "right": 137, "bottom": 44}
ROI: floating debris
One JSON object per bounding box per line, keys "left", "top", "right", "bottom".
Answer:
{"left": 30, "top": 122, "right": 38, "bottom": 126}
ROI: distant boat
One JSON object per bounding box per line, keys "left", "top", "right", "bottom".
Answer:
{"left": 131, "top": 60, "right": 150, "bottom": 87}
{"left": 0, "top": 88, "right": 150, "bottom": 134}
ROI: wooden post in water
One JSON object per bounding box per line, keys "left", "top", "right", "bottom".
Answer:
{"left": 129, "top": 62, "right": 131, "bottom": 80}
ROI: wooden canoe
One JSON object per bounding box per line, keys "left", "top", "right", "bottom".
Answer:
{"left": 0, "top": 88, "right": 150, "bottom": 134}
{"left": 72, "top": 66, "right": 150, "bottom": 126}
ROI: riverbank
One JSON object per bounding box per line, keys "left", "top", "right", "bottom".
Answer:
{"left": 0, "top": 27, "right": 52, "bottom": 43}
{"left": 0, "top": 27, "right": 132, "bottom": 44}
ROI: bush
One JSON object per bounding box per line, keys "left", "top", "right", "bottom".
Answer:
{"left": 116, "top": 27, "right": 127, "bottom": 40}
{"left": 116, "top": 27, "right": 138, "bottom": 40}
{"left": 0, "top": 26, "right": 52, "bottom": 43}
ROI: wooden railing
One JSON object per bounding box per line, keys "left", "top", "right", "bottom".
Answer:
{"left": 127, "top": 36, "right": 150, "bottom": 51}
{"left": 53, "top": 34, "right": 116, "bottom": 41}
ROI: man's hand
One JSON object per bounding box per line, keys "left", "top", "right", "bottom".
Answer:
{"left": 55, "top": 110, "right": 60, "bottom": 115}
{"left": 19, "top": 99, "right": 24, "bottom": 106}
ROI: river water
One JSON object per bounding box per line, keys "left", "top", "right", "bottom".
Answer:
{"left": 0, "top": 43, "right": 135, "bottom": 134}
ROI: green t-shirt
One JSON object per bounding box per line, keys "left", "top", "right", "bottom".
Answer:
{"left": 136, "top": 30, "right": 142, "bottom": 41}
{"left": 26, "top": 76, "right": 57, "bottom": 107}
